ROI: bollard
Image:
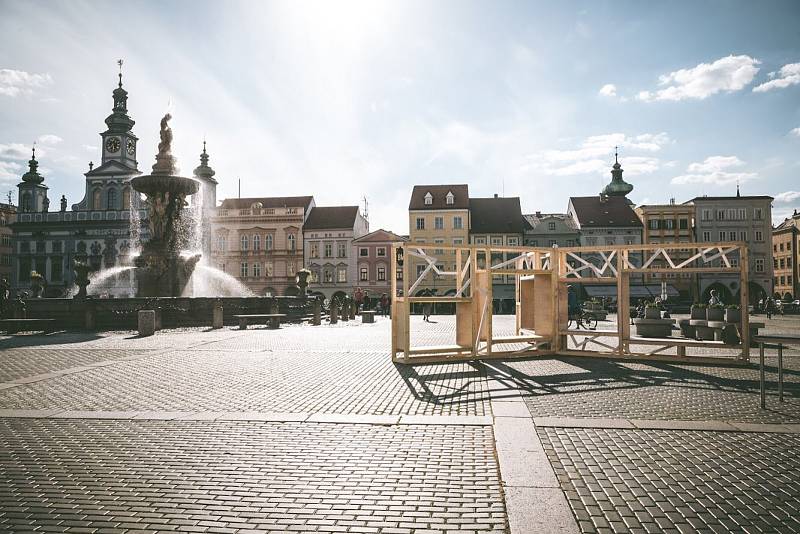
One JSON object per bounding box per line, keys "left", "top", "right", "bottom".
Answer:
{"left": 350, "top": 301, "right": 356, "bottom": 320}
{"left": 84, "top": 301, "right": 95, "bottom": 330}
{"left": 330, "top": 303, "right": 339, "bottom": 324}
{"left": 154, "top": 307, "right": 162, "bottom": 331}
{"left": 138, "top": 310, "right": 156, "bottom": 337}
{"left": 312, "top": 299, "right": 321, "bottom": 326}
{"left": 212, "top": 304, "right": 223, "bottom": 329}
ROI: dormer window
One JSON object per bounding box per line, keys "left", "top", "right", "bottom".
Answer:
{"left": 446, "top": 191, "right": 454, "bottom": 205}
{"left": 424, "top": 192, "right": 433, "bottom": 205}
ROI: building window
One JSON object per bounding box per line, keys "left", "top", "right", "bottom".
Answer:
{"left": 265, "top": 261, "right": 273, "bottom": 277}
{"left": 376, "top": 247, "right": 386, "bottom": 257}
{"left": 586, "top": 237, "right": 597, "bottom": 246}
{"left": 377, "top": 266, "right": 386, "bottom": 281}
{"left": 755, "top": 231, "right": 763, "bottom": 242}
{"left": 649, "top": 219, "right": 659, "bottom": 230}
{"left": 52, "top": 241, "right": 63, "bottom": 253}
{"left": 566, "top": 240, "right": 574, "bottom": 247}
{"left": 338, "top": 267, "right": 347, "bottom": 283}
{"left": 416, "top": 217, "right": 425, "bottom": 230}
{"left": 324, "top": 242, "right": 332, "bottom": 258}
{"left": 716, "top": 210, "right": 725, "bottom": 220}
{"left": 107, "top": 189, "right": 118, "bottom": 210}
{"left": 241, "top": 262, "right": 248, "bottom": 277}
{"left": 453, "top": 216, "right": 463, "bottom": 229}
{"left": 424, "top": 192, "right": 433, "bottom": 205}
{"left": 729, "top": 231, "right": 736, "bottom": 241}
{"left": 739, "top": 231, "right": 746, "bottom": 241}
{"left": 416, "top": 265, "right": 425, "bottom": 277}
{"left": 446, "top": 191, "right": 454, "bottom": 205}
{"left": 122, "top": 187, "right": 131, "bottom": 209}
{"left": 324, "top": 269, "right": 333, "bottom": 283}
{"left": 702, "top": 209, "right": 712, "bottom": 221}
{"left": 21, "top": 193, "right": 32, "bottom": 212}
{"left": 491, "top": 236, "right": 502, "bottom": 246}
{"left": 730, "top": 258, "right": 739, "bottom": 267}
{"left": 754, "top": 208, "right": 763, "bottom": 220}
{"left": 360, "top": 267, "right": 368, "bottom": 281}
{"left": 253, "top": 262, "right": 261, "bottom": 277}
{"left": 605, "top": 237, "right": 615, "bottom": 245}
{"left": 51, "top": 257, "right": 63, "bottom": 281}
{"left": 288, "top": 234, "right": 296, "bottom": 251}
{"left": 548, "top": 222, "right": 556, "bottom": 230}
{"left": 453, "top": 238, "right": 464, "bottom": 246}
{"left": 434, "top": 216, "right": 444, "bottom": 230}
{"left": 719, "top": 231, "right": 726, "bottom": 242}
{"left": 337, "top": 242, "right": 346, "bottom": 258}
{"left": 265, "top": 234, "right": 273, "bottom": 251}
{"left": 755, "top": 258, "right": 764, "bottom": 272}
{"left": 288, "top": 261, "right": 296, "bottom": 276}
{"left": 434, "top": 238, "right": 444, "bottom": 255}
{"left": 702, "top": 231, "right": 710, "bottom": 242}
{"left": 359, "top": 247, "right": 369, "bottom": 257}
{"left": 310, "top": 243, "right": 319, "bottom": 258}
{"left": 474, "top": 237, "right": 486, "bottom": 245}
{"left": 216, "top": 236, "right": 226, "bottom": 252}
{"left": 240, "top": 235, "right": 249, "bottom": 251}
{"left": 92, "top": 189, "right": 102, "bottom": 210}
{"left": 508, "top": 237, "right": 518, "bottom": 246}
{"left": 253, "top": 235, "right": 261, "bottom": 251}
{"left": 665, "top": 219, "right": 675, "bottom": 230}
{"left": 679, "top": 218, "right": 688, "bottom": 230}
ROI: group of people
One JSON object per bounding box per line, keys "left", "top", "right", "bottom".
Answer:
{"left": 758, "top": 296, "right": 783, "bottom": 319}
{"left": 353, "top": 287, "right": 391, "bottom": 317}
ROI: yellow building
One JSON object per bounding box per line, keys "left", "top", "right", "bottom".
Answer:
{"left": 407, "top": 184, "right": 470, "bottom": 296}
{"left": 773, "top": 211, "right": 799, "bottom": 301}
{"left": 635, "top": 200, "right": 696, "bottom": 300}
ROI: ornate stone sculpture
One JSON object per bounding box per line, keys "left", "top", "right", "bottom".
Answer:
{"left": 152, "top": 113, "right": 177, "bottom": 175}
{"left": 60, "top": 195, "right": 67, "bottom": 212}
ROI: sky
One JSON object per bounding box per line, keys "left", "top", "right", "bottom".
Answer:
{"left": 1, "top": 0, "right": 799, "bottom": 233}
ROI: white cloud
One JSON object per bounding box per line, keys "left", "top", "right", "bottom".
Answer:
{"left": 37, "top": 134, "right": 62, "bottom": 145}
{"left": 598, "top": 84, "right": 617, "bottom": 97}
{"left": 83, "top": 144, "right": 98, "bottom": 152}
{"left": 753, "top": 62, "right": 800, "bottom": 92}
{"left": 533, "top": 132, "right": 671, "bottom": 177}
{"left": 775, "top": 191, "right": 800, "bottom": 203}
{"left": 671, "top": 155, "right": 757, "bottom": 185}
{"left": 637, "top": 55, "right": 760, "bottom": 102}
{"left": 0, "top": 142, "right": 32, "bottom": 160}
{"left": 0, "top": 160, "right": 23, "bottom": 181}
{"left": 0, "top": 68, "right": 53, "bottom": 97}
{"left": 789, "top": 127, "right": 800, "bottom": 138}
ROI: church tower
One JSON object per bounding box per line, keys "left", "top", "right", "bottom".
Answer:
{"left": 17, "top": 146, "right": 48, "bottom": 213}
{"left": 74, "top": 61, "right": 141, "bottom": 212}
{"left": 193, "top": 141, "right": 218, "bottom": 210}
{"left": 601, "top": 148, "right": 634, "bottom": 202}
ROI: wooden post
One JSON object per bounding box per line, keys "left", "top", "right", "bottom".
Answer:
{"left": 391, "top": 244, "right": 398, "bottom": 356}
{"left": 739, "top": 244, "right": 750, "bottom": 361}
{"left": 402, "top": 244, "right": 410, "bottom": 360}
{"left": 616, "top": 251, "right": 630, "bottom": 355}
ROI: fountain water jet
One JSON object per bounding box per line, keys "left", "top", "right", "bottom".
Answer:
{"left": 132, "top": 113, "right": 201, "bottom": 297}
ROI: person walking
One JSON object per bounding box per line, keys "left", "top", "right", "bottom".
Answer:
{"left": 766, "top": 297, "right": 774, "bottom": 319}
{"left": 380, "top": 293, "right": 388, "bottom": 316}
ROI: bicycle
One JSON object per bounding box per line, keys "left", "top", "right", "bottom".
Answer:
{"left": 567, "top": 308, "right": 598, "bottom": 330}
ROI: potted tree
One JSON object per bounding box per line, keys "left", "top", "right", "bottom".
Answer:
{"left": 725, "top": 304, "right": 741, "bottom": 324}
{"left": 644, "top": 302, "right": 662, "bottom": 319}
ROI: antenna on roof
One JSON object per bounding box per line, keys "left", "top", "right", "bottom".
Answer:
{"left": 238, "top": 178, "right": 241, "bottom": 199}
{"left": 362, "top": 195, "right": 369, "bottom": 220}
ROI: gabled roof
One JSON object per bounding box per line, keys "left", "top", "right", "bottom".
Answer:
{"left": 409, "top": 184, "right": 469, "bottom": 210}
{"left": 469, "top": 197, "right": 526, "bottom": 234}
{"left": 219, "top": 196, "right": 314, "bottom": 210}
{"left": 353, "top": 229, "right": 408, "bottom": 243}
{"left": 523, "top": 212, "right": 578, "bottom": 230}
{"left": 304, "top": 206, "right": 360, "bottom": 230}
{"left": 85, "top": 159, "right": 140, "bottom": 177}
{"left": 569, "top": 196, "right": 643, "bottom": 228}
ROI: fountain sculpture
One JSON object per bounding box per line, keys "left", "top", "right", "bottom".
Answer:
{"left": 132, "top": 113, "right": 201, "bottom": 297}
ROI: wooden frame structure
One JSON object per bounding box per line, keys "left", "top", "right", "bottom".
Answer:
{"left": 391, "top": 241, "right": 750, "bottom": 365}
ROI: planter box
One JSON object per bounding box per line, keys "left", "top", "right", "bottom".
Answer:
{"left": 725, "top": 308, "right": 741, "bottom": 323}
{"left": 645, "top": 307, "right": 661, "bottom": 320}
{"left": 706, "top": 307, "right": 724, "bottom": 321}
{"left": 690, "top": 307, "right": 706, "bottom": 320}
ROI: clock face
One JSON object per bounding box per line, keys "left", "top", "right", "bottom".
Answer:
{"left": 105, "top": 137, "right": 121, "bottom": 153}
{"left": 126, "top": 138, "right": 135, "bottom": 156}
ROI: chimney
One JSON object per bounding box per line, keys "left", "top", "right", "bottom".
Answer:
{"left": 535, "top": 211, "right": 542, "bottom": 217}
{"left": 494, "top": 193, "right": 498, "bottom": 198}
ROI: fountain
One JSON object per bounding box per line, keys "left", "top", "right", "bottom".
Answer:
{"left": 132, "top": 113, "right": 201, "bottom": 297}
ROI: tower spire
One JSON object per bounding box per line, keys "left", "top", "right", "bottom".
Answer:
{"left": 614, "top": 145, "right": 618, "bottom": 164}
{"left": 117, "top": 59, "right": 123, "bottom": 88}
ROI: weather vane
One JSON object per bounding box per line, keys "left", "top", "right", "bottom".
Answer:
{"left": 117, "top": 59, "right": 124, "bottom": 86}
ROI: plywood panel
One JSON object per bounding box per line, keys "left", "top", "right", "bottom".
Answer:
{"left": 456, "top": 301, "right": 473, "bottom": 348}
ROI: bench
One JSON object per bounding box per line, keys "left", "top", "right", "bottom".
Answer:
{"left": 233, "top": 314, "right": 286, "bottom": 330}
{"left": 0, "top": 318, "right": 57, "bottom": 334}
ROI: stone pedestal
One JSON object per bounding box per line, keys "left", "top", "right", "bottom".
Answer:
{"left": 212, "top": 305, "right": 223, "bottom": 329}
{"left": 138, "top": 310, "right": 156, "bottom": 337}
{"left": 312, "top": 299, "right": 321, "bottom": 326}
{"left": 84, "top": 301, "right": 95, "bottom": 330}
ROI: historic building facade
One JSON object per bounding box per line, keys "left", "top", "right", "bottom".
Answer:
{"left": 10, "top": 72, "right": 148, "bottom": 296}
{"left": 635, "top": 200, "right": 696, "bottom": 300}
{"left": 407, "top": 184, "right": 470, "bottom": 295}
{"left": 0, "top": 202, "right": 16, "bottom": 282}
{"left": 303, "top": 206, "right": 369, "bottom": 300}
{"left": 523, "top": 212, "right": 579, "bottom": 248}
{"left": 208, "top": 196, "right": 314, "bottom": 296}
{"left": 352, "top": 229, "right": 407, "bottom": 299}
{"left": 469, "top": 195, "right": 526, "bottom": 311}
{"left": 691, "top": 192, "right": 773, "bottom": 304}
{"left": 772, "top": 210, "right": 799, "bottom": 301}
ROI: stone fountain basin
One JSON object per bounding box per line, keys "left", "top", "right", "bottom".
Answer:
{"left": 131, "top": 174, "right": 200, "bottom": 196}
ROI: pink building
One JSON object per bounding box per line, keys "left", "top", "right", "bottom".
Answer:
{"left": 352, "top": 229, "right": 407, "bottom": 300}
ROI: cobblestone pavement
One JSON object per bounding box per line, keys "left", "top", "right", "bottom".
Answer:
{"left": 0, "top": 314, "right": 799, "bottom": 533}
{"left": 539, "top": 427, "right": 800, "bottom": 533}
{"left": 0, "top": 418, "right": 505, "bottom": 533}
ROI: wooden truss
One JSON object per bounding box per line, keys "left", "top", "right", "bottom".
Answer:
{"left": 391, "top": 242, "right": 750, "bottom": 365}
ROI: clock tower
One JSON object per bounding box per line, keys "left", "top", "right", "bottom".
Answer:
{"left": 100, "top": 61, "right": 138, "bottom": 169}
